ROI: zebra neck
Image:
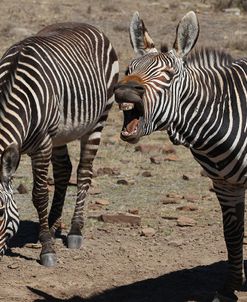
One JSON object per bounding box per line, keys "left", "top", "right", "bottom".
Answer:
{"left": 168, "top": 64, "right": 226, "bottom": 149}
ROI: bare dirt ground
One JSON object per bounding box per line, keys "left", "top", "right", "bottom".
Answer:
{"left": 1, "top": 0, "right": 247, "bottom": 301}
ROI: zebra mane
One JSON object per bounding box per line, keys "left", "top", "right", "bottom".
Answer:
{"left": 186, "top": 47, "right": 233, "bottom": 68}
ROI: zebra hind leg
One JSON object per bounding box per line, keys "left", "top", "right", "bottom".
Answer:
{"left": 31, "top": 137, "right": 57, "bottom": 267}
{"left": 212, "top": 181, "right": 246, "bottom": 302}
{"left": 48, "top": 145, "right": 72, "bottom": 238}
{"left": 67, "top": 130, "right": 101, "bottom": 249}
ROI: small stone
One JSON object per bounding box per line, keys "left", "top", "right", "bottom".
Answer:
{"left": 142, "top": 171, "right": 152, "bottom": 177}
{"left": 7, "top": 263, "right": 19, "bottom": 269}
{"left": 162, "top": 144, "right": 176, "bottom": 154}
{"left": 164, "top": 154, "right": 179, "bottom": 161}
{"left": 177, "top": 216, "right": 196, "bottom": 227}
{"left": 128, "top": 208, "right": 139, "bottom": 215}
{"left": 161, "top": 198, "right": 178, "bottom": 205}
{"left": 89, "top": 187, "right": 101, "bottom": 195}
{"left": 100, "top": 213, "right": 141, "bottom": 225}
{"left": 162, "top": 215, "right": 178, "bottom": 220}
{"left": 141, "top": 227, "right": 156, "bottom": 237}
{"left": 182, "top": 174, "right": 190, "bottom": 180}
{"left": 96, "top": 167, "right": 120, "bottom": 176}
{"left": 150, "top": 156, "right": 162, "bottom": 164}
{"left": 168, "top": 239, "right": 184, "bottom": 247}
{"left": 25, "top": 243, "right": 41, "bottom": 249}
{"left": 95, "top": 199, "right": 110, "bottom": 206}
{"left": 176, "top": 204, "right": 198, "bottom": 211}
{"left": 135, "top": 144, "right": 162, "bottom": 153}
{"left": 117, "top": 179, "right": 129, "bottom": 185}
{"left": 183, "top": 194, "right": 199, "bottom": 203}
{"left": 17, "top": 183, "right": 28, "bottom": 194}
{"left": 166, "top": 193, "right": 183, "bottom": 199}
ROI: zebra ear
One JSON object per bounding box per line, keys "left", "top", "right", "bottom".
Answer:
{"left": 1, "top": 144, "right": 20, "bottom": 183}
{"left": 130, "top": 11, "right": 157, "bottom": 57}
{"left": 173, "top": 11, "right": 199, "bottom": 58}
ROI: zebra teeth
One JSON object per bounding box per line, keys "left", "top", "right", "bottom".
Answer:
{"left": 119, "top": 103, "right": 135, "bottom": 111}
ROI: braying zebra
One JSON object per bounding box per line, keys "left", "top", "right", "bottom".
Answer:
{"left": 114, "top": 11, "right": 247, "bottom": 302}
{"left": 0, "top": 22, "right": 119, "bottom": 267}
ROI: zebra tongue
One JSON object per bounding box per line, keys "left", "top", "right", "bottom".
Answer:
{"left": 126, "top": 118, "right": 139, "bottom": 134}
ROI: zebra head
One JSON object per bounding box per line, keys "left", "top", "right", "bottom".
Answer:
{"left": 0, "top": 144, "right": 20, "bottom": 256}
{"left": 114, "top": 11, "right": 199, "bottom": 143}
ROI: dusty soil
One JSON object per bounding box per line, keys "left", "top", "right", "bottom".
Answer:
{"left": 1, "top": 0, "right": 247, "bottom": 301}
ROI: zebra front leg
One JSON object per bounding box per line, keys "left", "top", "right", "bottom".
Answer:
{"left": 212, "top": 181, "right": 245, "bottom": 302}
{"left": 48, "top": 145, "right": 72, "bottom": 237}
{"left": 67, "top": 131, "right": 101, "bottom": 249}
{"left": 31, "top": 138, "right": 56, "bottom": 267}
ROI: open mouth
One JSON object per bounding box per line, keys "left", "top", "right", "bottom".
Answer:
{"left": 119, "top": 101, "right": 144, "bottom": 143}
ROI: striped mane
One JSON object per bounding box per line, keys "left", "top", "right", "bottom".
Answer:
{"left": 186, "top": 47, "right": 233, "bottom": 68}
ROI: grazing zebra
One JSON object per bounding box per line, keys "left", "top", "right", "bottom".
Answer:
{"left": 0, "top": 22, "right": 119, "bottom": 266}
{"left": 114, "top": 11, "right": 247, "bottom": 302}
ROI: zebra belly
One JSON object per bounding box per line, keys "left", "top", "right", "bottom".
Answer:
{"left": 52, "top": 121, "right": 95, "bottom": 146}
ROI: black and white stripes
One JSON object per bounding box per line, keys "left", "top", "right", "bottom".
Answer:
{"left": 0, "top": 22, "right": 119, "bottom": 266}
{"left": 114, "top": 11, "right": 247, "bottom": 301}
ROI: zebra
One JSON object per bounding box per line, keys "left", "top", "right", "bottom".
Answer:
{"left": 114, "top": 11, "right": 247, "bottom": 302}
{"left": 0, "top": 22, "right": 119, "bottom": 267}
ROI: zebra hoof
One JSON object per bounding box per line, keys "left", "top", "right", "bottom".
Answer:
{"left": 67, "top": 234, "right": 83, "bottom": 249}
{"left": 212, "top": 292, "right": 238, "bottom": 302}
{"left": 40, "top": 253, "right": 57, "bottom": 267}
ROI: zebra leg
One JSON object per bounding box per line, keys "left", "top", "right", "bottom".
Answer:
{"left": 212, "top": 181, "right": 245, "bottom": 302}
{"left": 30, "top": 138, "right": 56, "bottom": 267}
{"left": 67, "top": 130, "right": 101, "bottom": 249}
{"left": 48, "top": 145, "right": 72, "bottom": 237}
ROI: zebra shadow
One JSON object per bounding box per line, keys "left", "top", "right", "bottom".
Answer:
{"left": 6, "top": 220, "right": 39, "bottom": 260}
{"left": 27, "top": 261, "right": 244, "bottom": 302}
{"left": 9, "top": 220, "right": 39, "bottom": 248}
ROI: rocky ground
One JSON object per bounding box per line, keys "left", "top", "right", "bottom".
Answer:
{"left": 1, "top": 0, "right": 247, "bottom": 301}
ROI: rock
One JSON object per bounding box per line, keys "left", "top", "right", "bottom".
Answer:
{"left": 164, "top": 155, "right": 179, "bottom": 161}
{"left": 168, "top": 239, "right": 184, "bottom": 247}
{"left": 166, "top": 193, "right": 183, "bottom": 199}
{"left": 150, "top": 156, "right": 162, "bottom": 164}
{"left": 100, "top": 213, "right": 141, "bottom": 225}
{"left": 95, "top": 199, "right": 110, "bottom": 206}
{"left": 162, "top": 144, "right": 176, "bottom": 154}
{"left": 162, "top": 215, "right": 178, "bottom": 220}
{"left": 161, "top": 198, "right": 178, "bottom": 205}
{"left": 183, "top": 194, "right": 199, "bottom": 203}
{"left": 96, "top": 167, "right": 120, "bottom": 176}
{"left": 89, "top": 187, "right": 101, "bottom": 195}
{"left": 7, "top": 263, "right": 19, "bottom": 269}
{"left": 176, "top": 204, "right": 198, "bottom": 211}
{"left": 142, "top": 171, "right": 152, "bottom": 177}
{"left": 128, "top": 208, "right": 139, "bottom": 215}
{"left": 25, "top": 243, "right": 41, "bottom": 249}
{"left": 117, "top": 179, "right": 130, "bottom": 185}
{"left": 182, "top": 174, "right": 190, "bottom": 180}
{"left": 177, "top": 216, "right": 196, "bottom": 227}
{"left": 135, "top": 144, "right": 162, "bottom": 153}
{"left": 17, "top": 183, "right": 28, "bottom": 194}
{"left": 141, "top": 227, "right": 156, "bottom": 237}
